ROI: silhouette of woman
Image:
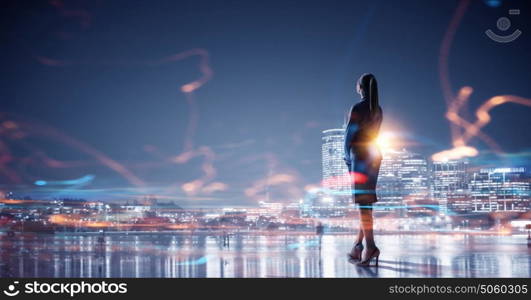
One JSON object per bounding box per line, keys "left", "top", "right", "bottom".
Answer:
{"left": 344, "top": 73, "right": 383, "bottom": 267}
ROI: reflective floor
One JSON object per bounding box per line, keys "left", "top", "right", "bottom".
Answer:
{"left": 0, "top": 233, "right": 529, "bottom": 278}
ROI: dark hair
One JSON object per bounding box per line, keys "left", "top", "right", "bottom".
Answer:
{"left": 357, "top": 73, "right": 379, "bottom": 112}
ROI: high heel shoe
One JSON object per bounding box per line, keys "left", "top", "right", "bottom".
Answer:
{"left": 357, "top": 247, "right": 379, "bottom": 267}
{"left": 347, "top": 243, "right": 363, "bottom": 260}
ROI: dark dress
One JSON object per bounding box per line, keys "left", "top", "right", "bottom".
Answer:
{"left": 344, "top": 98, "right": 383, "bottom": 204}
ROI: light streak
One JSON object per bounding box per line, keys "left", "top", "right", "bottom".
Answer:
{"left": 438, "top": 0, "right": 471, "bottom": 141}
{"left": 434, "top": 89, "right": 531, "bottom": 161}
{"left": 7, "top": 14, "right": 301, "bottom": 204}
{"left": 152, "top": 49, "right": 213, "bottom": 95}
{"left": 434, "top": 0, "right": 531, "bottom": 162}
{"left": 245, "top": 173, "right": 297, "bottom": 198}
{"left": 34, "top": 174, "right": 95, "bottom": 186}
{"left": 170, "top": 146, "right": 218, "bottom": 196}
{"left": 174, "top": 256, "right": 211, "bottom": 266}
{"left": 5, "top": 45, "right": 219, "bottom": 195}
{"left": 431, "top": 145, "right": 478, "bottom": 162}
{"left": 7, "top": 5, "right": 219, "bottom": 196}
{"left": 25, "top": 117, "right": 145, "bottom": 186}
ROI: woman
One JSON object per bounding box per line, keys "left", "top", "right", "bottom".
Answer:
{"left": 344, "top": 73, "right": 383, "bottom": 267}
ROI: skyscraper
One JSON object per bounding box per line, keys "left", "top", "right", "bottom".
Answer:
{"left": 469, "top": 167, "right": 530, "bottom": 212}
{"left": 321, "top": 128, "right": 350, "bottom": 208}
{"left": 377, "top": 149, "right": 430, "bottom": 216}
{"left": 431, "top": 159, "right": 469, "bottom": 215}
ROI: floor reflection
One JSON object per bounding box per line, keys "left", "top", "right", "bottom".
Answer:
{"left": 0, "top": 233, "right": 529, "bottom": 278}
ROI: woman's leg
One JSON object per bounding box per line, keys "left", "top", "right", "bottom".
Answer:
{"left": 359, "top": 152, "right": 380, "bottom": 250}
{"left": 349, "top": 218, "right": 364, "bottom": 259}
{"left": 354, "top": 217, "right": 364, "bottom": 245}
{"left": 348, "top": 160, "right": 364, "bottom": 246}
{"left": 359, "top": 204, "right": 376, "bottom": 249}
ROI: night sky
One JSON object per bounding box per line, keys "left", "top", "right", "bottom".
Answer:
{"left": 1, "top": 0, "right": 530, "bottom": 207}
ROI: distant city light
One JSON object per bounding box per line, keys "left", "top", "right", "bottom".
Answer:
{"left": 321, "top": 196, "right": 333, "bottom": 203}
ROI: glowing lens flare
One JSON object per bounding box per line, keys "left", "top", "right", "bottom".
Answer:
{"left": 375, "top": 132, "right": 394, "bottom": 151}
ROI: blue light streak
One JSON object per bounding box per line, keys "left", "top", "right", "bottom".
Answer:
{"left": 34, "top": 175, "right": 95, "bottom": 186}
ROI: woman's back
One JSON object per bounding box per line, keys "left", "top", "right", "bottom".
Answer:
{"left": 347, "top": 99, "right": 382, "bottom": 149}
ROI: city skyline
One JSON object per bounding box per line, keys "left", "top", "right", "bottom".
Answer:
{"left": 318, "top": 125, "right": 529, "bottom": 217}
{"left": 2, "top": 125, "right": 529, "bottom": 213}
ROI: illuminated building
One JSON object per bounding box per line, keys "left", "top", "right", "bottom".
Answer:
{"left": 431, "top": 159, "right": 469, "bottom": 215}
{"left": 376, "top": 150, "right": 405, "bottom": 215}
{"left": 258, "top": 201, "right": 284, "bottom": 216}
{"left": 469, "top": 167, "right": 530, "bottom": 212}
{"left": 375, "top": 173, "right": 402, "bottom": 215}
{"left": 376, "top": 149, "right": 430, "bottom": 216}
{"left": 399, "top": 151, "right": 431, "bottom": 215}
{"left": 321, "top": 127, "right": 350, "bottom": 208}
{"left": 300, "top": 189, "right": 343, "bottom": 218}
